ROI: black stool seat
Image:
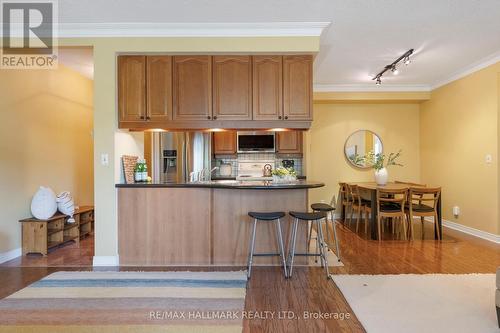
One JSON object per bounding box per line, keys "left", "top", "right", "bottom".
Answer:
{"left": 289, "top": 211, "right": 326, "bottom": 221}
{"left": 311, "top": 203, "right": 335, "bottom": 212}
{"left": 248, "top": 211, "right": 286, "bottom": 221}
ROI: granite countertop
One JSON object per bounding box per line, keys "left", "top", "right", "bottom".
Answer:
{"left": 116, "top": 180, "right": 323, "bottom": 190}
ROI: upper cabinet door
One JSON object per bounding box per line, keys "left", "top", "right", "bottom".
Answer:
{"left": 213, "top": 131, "right": 237, "bottom": 155}
{"left": 118, "top": 56, "right": 146, "bottom": 122}
{"left": 212, "top": 56, "right": 252, "bottom": 121}
{"left": 283, "top": 55, "right": 313, "bottom": 121}
{"left": 276, "top": 131, "right": 303, "bottom": 154}
{"left": 173, "top": 56, "right": 212, "bottom": 120}
{"left": 252, "top": 56, "right": 283, "bottom": 120}
{"left": 146, "top": 56, "right": 172, "bottom": 122}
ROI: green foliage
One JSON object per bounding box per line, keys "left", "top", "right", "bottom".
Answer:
{"left": 272, "top": 166, "right": 297, "bottom": 177}
{"left": 348, "top": 153, "right": 365, "bottom": 167}
{"left": 364, "top": 150, "right": 403, "bottom": 171}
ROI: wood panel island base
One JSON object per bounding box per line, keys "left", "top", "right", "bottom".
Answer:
{"left": 116, "top": 181, "right": 324, "bottom": 266}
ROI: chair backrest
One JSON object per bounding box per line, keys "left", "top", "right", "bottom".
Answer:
{"left": 376, "top": 188, "right": 407, "bottom": 214}
{"left": 339, "top": 182, "right": 349, "bottom": 202}
{"left": 347, "top": 184, "right": 362, "bottom": 205}
{"left": 408, "top": 187, "right": 441, "bottom": 210}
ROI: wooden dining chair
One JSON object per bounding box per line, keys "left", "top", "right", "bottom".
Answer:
{"left": 405, "top": 187, "right": 441, "bottom": 240}
{"left": 347, "top": 184, "right": 365, "bottom": 231}
{"left": 395, "top": 181, "right": 427, "bottom": 233}
{"left": 338, "top": 183, "right": 352, "bottom": 225}
{"left": 376, "top": 188, "right": 408, "bottom": 241}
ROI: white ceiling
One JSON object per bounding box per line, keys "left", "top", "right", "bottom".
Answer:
{"left": 57, "top": 0, "right": 500, "bottom": 89}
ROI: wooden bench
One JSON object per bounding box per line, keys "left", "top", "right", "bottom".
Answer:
{"left": 19, "top": 206, "right": 94, "bottom": 256}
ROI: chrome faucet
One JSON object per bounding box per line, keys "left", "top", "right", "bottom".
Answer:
{"left": 198, "top": 167, "right": 219, "bottom": 181}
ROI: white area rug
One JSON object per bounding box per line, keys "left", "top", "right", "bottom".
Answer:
{"left": 333, "top": 274, "right": 498, "bottom": 333}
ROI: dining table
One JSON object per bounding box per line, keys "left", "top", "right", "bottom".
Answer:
{"left": 342, "top": 182, "right": 442, "bottom": 240}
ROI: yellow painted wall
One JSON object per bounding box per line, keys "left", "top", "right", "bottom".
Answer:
{"left": 59, "top": 36, "right": 320, "bottom": 258}
{"left": 306, "top": 103, "right": 421, "bottom": 205}
{"left": 420, "top": 63, "right": 500, "bottom": 235}
{"left": 0, "top": 65, "right": 94, "bottom": 253}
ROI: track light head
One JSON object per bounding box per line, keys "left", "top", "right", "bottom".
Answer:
{"left": 372, "top": 49, "right": 413, "bottom": 84}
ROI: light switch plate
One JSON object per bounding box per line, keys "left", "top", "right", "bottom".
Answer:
{"left": 101, "top": 153, "right": 109, "bottom": 166}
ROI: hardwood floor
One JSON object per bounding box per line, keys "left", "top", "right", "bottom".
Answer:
{"left": 1, "top": 222, "right": 499, "bottom": 332}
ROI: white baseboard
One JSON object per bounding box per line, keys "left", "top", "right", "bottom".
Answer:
{"left": 442, "top": 219, "right": 500, "bottom": 244}
{"left": 424, "top": 217, "right": 500, "bottom": 244}
{"left": 93, "top": 255, "right": 120, "bottom": 266}
{"left": 0, "top": 247, "right": 22, "bottom": 264}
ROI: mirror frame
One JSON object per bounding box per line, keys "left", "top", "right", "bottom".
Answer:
{"left": 344, "top": 129, "right": 383, "bottom": 169}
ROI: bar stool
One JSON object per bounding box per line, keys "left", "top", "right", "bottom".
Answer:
{"left": 247, "top": 211, "right": 287, "bottom": 279}
{"left": 311, "top": 198, "right": 341, "bottom": 262}
{"left": 287, "top": 211, "right": 331, "bottom": 279}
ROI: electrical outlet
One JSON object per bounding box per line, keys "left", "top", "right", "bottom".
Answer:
{"left": 485, "top": 154, "right": 492, "bottom": 164}
{"left": 101, "top": 153, "right": 109, "bottom": 166}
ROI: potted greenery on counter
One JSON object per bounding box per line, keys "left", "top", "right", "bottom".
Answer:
{"left": 272, "top": 167, "right": 297, "bottom": 183}
{"left": 364, "top": 150, "right": 403, "bottom": 185}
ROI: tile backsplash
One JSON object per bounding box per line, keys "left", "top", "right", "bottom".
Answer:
{"left": 212, "top": 153, "right": 303, "bottom": 178}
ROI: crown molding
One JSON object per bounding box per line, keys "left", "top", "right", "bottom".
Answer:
{"left": 431, "top": 49, "right": 500, "bottom": 90}
{"left": 313, "top": 84, "right": 431, "bottom": 92}
{"left": 57, "top": 22, "right": 331, "bottom": 38}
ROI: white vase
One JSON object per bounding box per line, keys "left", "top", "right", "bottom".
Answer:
{"left": 374, "top": 167, "right": 388, "bottom": 185}
{"left": 30, "top": 186, "right": 57, "bottom": 220}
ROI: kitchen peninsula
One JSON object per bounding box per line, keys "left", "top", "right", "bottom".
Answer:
{"left": 116, "top": 180, "right": 323, "bottom": 266}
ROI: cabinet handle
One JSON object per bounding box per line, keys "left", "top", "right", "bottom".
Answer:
{"left": 207, "top": 116, "right": 211, "bottom": 120}
{"left": 146, "top": 116, "right": 151, "bottom": 120}
{"left": 284, "top": 116, "right": 288, "bottom": 120}
{"left": 278, "top": 116, "right": 282, "bottom": 120}
{"left": 213, "top": 115, "right": 217, "bottom": 120}
{"left": 140, "top": 116, "right": 145, "bottom": 120}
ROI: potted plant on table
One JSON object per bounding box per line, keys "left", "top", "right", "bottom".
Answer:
{"left": 272, "top": 167, "right": 297, "bottom": 184}
{"left": 364, "top": 150, "right": 403, "bottom": 185}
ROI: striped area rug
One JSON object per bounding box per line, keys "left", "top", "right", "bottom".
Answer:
{"left": 0, "top": 271, "right": 247, "bottom": 333}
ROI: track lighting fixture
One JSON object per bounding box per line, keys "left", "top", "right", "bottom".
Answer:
{"left": 372, "top": 49, "right": 413, "bottom": 85}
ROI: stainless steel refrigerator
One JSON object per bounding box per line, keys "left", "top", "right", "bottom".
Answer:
{"left": 157, "top": 132, "right": 211, "bottom": 183}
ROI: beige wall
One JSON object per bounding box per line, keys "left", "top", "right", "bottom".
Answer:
{"left": 306, "top": 103, "right": 421, "bottom": 205}
{"left": 0, "top": 65, "right": 94, "bottom": 253}
{"left": 420, "top": 63, "right": 500, "bottom": 235}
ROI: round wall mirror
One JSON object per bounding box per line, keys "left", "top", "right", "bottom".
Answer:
{"left": 344, "top": 130, "right": 383, "bottom": 169}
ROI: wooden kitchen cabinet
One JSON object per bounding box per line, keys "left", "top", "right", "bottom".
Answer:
{"left": 173, "top": 56, "right": 212, "bottom": 120}
{"left": 276, "top": 131, "right": 303, "bottom": 154}
{"left": 252, "top": 56, "right": 283, "bottom": 120}
{"left": 283, "top": 55, "right": 313, "bottom": 121}
{"left": 118, "top": 56, "right": 146, "bottom": 122}
{"left": 213, "top": 131, "right": 237, "bottom": 155}
{"left": 146, "top": 56, "right": 172, "bottom": 122}
{"left": 213, "top": 56, "right": 252, "bottom": 120}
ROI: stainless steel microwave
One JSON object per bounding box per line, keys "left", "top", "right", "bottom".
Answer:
{"left": 237, "top": 131, "right": 276, "bottom": 153}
